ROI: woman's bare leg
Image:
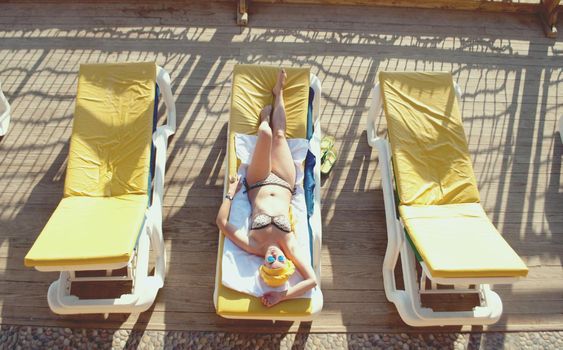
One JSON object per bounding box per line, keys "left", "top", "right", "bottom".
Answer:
{"left": 246, "top": 105, "right": 273, "bottom": 184}
{"left": 271, "top": 69, "right": 296, "bottom": 186}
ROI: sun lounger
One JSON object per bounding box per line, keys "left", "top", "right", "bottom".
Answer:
{"left": 24, "top": 62, "right": 176, "bottom": 315}
{"left": 366, "top": 72, "right": 528, "bottom": 326}
{"left": 214, "top": 64, "right": 323, "bottom": 320}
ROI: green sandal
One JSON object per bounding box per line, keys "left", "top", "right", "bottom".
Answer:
{"left": 321, "top": 149, "right": 337, "bottom": 175}
{"left": 320, "top": 135, "right": 335, "bottom": 162}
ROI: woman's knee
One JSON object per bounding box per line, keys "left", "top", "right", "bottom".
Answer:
{"left": 258, "top": 121, "right": 272, "bottom": 137}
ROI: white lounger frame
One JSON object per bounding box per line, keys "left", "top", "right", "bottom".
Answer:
{"left": 366, "top": 82, "right": 522, "bottom": 327}
{"left": 34, "top": 66, "right": 176, "bottom": 315}
{"left": 0, "top": 81, "right": 11, "bottom": 136}
{"left": 213, "top": 73, "right": 323, "bottom": 321}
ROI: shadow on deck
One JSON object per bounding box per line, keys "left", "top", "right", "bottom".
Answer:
{"left": 0, "top": 0, "right": 561, "bottom": 340}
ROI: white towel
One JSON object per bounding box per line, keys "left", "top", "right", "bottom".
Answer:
{"left": 221, "top": 133, "right": 313, "bottom": 298}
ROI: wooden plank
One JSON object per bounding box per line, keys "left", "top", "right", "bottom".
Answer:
{"left": 251, "top": 0, "right": 544, "bottom": 14}
{"left": 0, "top": 0, "right": 562, "bottom": 333}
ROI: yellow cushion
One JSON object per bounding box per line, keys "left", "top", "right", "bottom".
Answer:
{"left": 379, "top": 72, "right": 480, "bottom": 206}
{"left": 228, "top": 64, "right": 310, "bottom": 176}
{"left": 381, "top": 72, "right": 527, "bottom": 278}
{"left": 64, "top": 62, "right": 156, "bottom": 197}
{"left": 25, "top": 195, "right": 148, "bottom": 267}
{"left": 26, "top": 62, "right": 156, "bottom": 268}
{"left": 400, "top": 203, "right": 528, "bottom": 278}
{"left": 217, "top": 289, "right": 312, "bottom": 317}
{"left": 217, "top": 64, "right": 312, "bottom": 317}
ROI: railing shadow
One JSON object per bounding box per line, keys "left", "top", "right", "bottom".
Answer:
{"left": 0, "top": 1, "right": 561, "bottom": 345}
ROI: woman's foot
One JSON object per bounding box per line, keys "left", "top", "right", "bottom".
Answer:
{"left": 273, "top": 68, "right": 287, "bottom": 96}
{"left": 260, "top": 105, "right": 272, "bottom": 124}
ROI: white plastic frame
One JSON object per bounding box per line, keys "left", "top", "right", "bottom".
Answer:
{"left": 213, "top": 73, "right": 324, "bottom": 321}
{"left": 38, "top": 65, "right": 176, "bottom": 315}
{"left": 367, "top": 82, "right": 522, "bottom": 327}
{"left": 0, "top": 81, "right": 11, "bottom": 136}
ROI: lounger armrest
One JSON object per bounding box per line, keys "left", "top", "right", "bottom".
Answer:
{"left": 147, "top": 68, "right": 174, "bottom": 287}
{"left": 156, "top": 66, "right": 176, "bottom": 136}
{"left": 150, "top": 128, "right": 171, "bottom": 222}
{"left": 366, "top": 84, "right": 382, "bottom": 148}
{"left": 149, "top": 66, "right": 176, "bottom": 227}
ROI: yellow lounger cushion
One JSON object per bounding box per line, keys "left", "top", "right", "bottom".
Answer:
{"left": 65, "top": 62, "right": 156, "bottom": 197}
{"left": 25, "top": 62, "right": 157, "bottom": 268}
{"left": 25, "top": 195, "right": 148, "bottom": 267}
{"left": 217, "top": 64, "right": 312, "bottom": 317}
{"left": 228, "top": 64, "right": 309, "bottom": 176}
{"left": 379, "top": 71, "right": 480, "bottom": 206}
{"left": 380, "top": 71, "right": 527, "bottom": 279}
{"left": 216, "top": 290, "right": 312, "bottom": 317}
{"left": 399, "top": 203, "right": 528, "bottom": 278}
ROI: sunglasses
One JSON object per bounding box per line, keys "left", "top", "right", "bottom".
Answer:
{"left": 266, "top": 255, "right": 286, "bottom": 264}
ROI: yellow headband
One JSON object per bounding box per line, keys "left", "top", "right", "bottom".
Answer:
{"left": 259, "top": 259, "right": 296, "bottom": 287}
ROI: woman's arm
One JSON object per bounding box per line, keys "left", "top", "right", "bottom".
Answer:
{"left": 216, "top": 176, "right": 260, "bottom": 255}
{"left": 261, "top": 238, "right": 318, "bottom": 307}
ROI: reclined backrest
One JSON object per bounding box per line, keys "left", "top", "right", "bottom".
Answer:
{"left": 379, "top": 72, "right": 481, "bottom": 206}
{"left": 64, "top": 62, "right": 156, "bottom": 198}
{"left": 228, "top": 64, "right": 310, "bottom": 176}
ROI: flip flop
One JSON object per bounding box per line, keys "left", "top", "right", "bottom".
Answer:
{"left": 320, "top": 135, "right": 335, "bottom": 161}
{"left": 321, "top": 149, "right": 337, "bottom": 175}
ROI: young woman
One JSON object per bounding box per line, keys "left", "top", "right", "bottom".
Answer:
{"left": 216, "top": 69, "right": 317, "bottom": 307}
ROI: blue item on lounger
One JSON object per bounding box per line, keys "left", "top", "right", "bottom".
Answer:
{"left": 304, "top": 88, "right": 316, "bottom": 265}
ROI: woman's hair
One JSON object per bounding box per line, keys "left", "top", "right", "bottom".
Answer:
{"left": 259, "top": 259, "right": 296, "bottom": 287}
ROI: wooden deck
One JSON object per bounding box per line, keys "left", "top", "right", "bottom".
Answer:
{"left": 0, "top": 0, "right": 562, "bottom": 333}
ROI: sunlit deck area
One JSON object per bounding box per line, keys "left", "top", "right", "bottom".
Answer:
{"left": 0, "top": 0, "right": 562, "bottom": 333}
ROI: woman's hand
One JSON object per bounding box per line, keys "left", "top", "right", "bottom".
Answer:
{"left": 261, "top": 291, "right": 287, "bottom": 307}
{"left": 227, "top": 175, "right": 242, "bottom": 197}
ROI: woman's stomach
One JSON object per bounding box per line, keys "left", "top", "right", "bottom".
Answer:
{"left": 249, "top": 186, "right": 292, "bottom": 216}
